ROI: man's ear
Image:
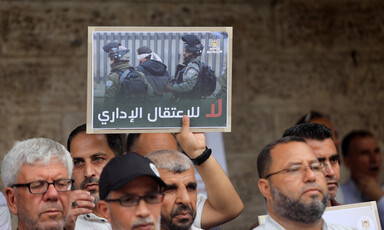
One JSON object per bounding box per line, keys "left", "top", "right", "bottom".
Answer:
{"left": 5, "top": 187, "right": 18, "bottom": 215}
{"left": 97, "top": 200, "right": 111, "bottom": 222}
{"left": 258, "top": 179, "right": 272, "bottom": 200}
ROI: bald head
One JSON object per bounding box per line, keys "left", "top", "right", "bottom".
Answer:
{"left": 146, "top": 149, "right": 192, "bottom": 173}
{"left": 127, "top": 133, "right": 178, "bottom": 156}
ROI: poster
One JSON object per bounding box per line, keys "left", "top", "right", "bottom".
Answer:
{"left": 87, "top": 27, "right": 232, "bottom": 133}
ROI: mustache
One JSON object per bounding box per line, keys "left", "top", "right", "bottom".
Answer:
{"left": 39, "top": 203, "right": 63, "bottom": 216}
{"left": 171, "top": 204, "right": 194, "bottom": 217}
{"left": 325, "top": 176, "right": 339, "bottom": 184}
{"left": 300, "top": 182, "right": 325, "bottom": 194}
{"left": 80, "top": 177, "right": 99, "bottom": 190}
{"left": 132, "top": 217, "right": 156, "bottom": 228}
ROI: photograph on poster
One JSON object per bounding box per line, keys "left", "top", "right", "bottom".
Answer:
{"left": 87, "top": 27, "right": 232, "bottom": 133}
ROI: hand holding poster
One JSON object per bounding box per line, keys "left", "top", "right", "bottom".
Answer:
{"left": 87, "top": 27, "right": 232, "bottom": 133}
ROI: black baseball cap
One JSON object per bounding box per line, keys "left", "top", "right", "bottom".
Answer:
{"left": 99, "top": 152, "right": 166, "bottom": 200}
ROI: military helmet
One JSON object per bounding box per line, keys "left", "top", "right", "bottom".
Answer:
{"left": 103, "top": 42, "right": 130, "bottom": 62}
{"left": 182, "top": 34, "right": 204, "bottom": 57}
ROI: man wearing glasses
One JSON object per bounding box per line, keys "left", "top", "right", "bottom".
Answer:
{"left": 1, "top": 138, "right": 74, "bottom": 230}
{"left": 282, "top": 123, "right": 341, "bottom": 206}
{"left": 254, "top": 136, "right": 349, "bottom": 230}
{"left": 97, "top": 153, "right": 166, "bottom": 230}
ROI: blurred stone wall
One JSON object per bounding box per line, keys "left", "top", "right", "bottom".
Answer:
{"left": 1, "top": 0, "right": 383, "bottom": 229}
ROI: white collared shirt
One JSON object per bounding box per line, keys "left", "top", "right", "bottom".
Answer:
{"left": 74, "top": 194, "right": 207, "bottom": 230}
{"left": 253, "top": 215, "right": 355, "bottom": 230}
{"left": 75, "top": 213, "right": 111, "bottom": 230}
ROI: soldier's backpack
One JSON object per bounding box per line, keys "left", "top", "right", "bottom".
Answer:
{"left": 115, "top": 67, "right": 147, "bottom": 99}
{"left": 193, "top": 61, "right": 217, "bottom": 97}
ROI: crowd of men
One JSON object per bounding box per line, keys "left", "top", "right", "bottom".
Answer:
{"left": 1, "top": 115, "right": 245, "bottom": 230}
{"left": 0, "top": 110, "right": 382, "bottom": 230}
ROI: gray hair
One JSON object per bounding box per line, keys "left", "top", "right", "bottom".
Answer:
{"left": 146, "top": 150, "right": 192, "bottom": 173}
{"left": 1, "top": 137, "right": 73, "bottom": 187}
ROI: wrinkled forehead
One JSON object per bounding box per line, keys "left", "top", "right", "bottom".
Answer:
{"left": 270, "top": 141, "right": 318, "bottom": 168}
{"left": 349, "top": 136, "right": 380, "bottom": 154}
{"left": 352, "top": 136, "right": 378, "bottom": 146}
{"left": 19, "top": 160, "right": 69, "bottom": 181}
{"left": 306, "top": 138, "right": 337, "bottom": 158}
{"left": 158, "top": 167, "right": 196, "bottom": 184}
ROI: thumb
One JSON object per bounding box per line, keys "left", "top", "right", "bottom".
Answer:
{"left": 180, "top": 115, "right": 190, "bottom": 135}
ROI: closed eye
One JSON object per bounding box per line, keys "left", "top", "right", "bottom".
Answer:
{"left": 163, "top": 184, "right": 177, "bottom": 193}
{"left": 186, "top": 183, "right": 197, "bottom": 191}
{"left": 286, "top": 166, "right": 301, "bottom": 173}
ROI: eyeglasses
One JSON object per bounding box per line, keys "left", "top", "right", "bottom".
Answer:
{"left": 12, "top": 179, "right": 74, "bottom": 194}
{"left": 264, "top": 162, "right": 323, "bottom": 179}
{"left": 105, "top": 192, "right": 164, "bottom": 207}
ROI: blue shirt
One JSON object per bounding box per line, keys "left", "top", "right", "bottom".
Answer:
{"left": 342, "top": 179, "right": 384, "bottom": 227}
{"left": 0, "top": 192, "right": 11, "bottom": 230}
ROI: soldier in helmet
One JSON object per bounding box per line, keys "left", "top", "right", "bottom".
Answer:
{"left": 166, "top": 34, "right": 204, "bottom": 101}
{"left": 102, "top": 42, "right": 152, "bottom": 109}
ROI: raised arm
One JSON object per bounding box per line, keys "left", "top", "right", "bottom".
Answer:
{"left": 176, "top": 115, "right": 244, "bottom": 229}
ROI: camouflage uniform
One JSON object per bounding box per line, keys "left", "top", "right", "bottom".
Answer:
{"left": 168, "top": 57, "right": 200, "bottom": 96}
{"left": 104, "top": 61, "right": 153, "bottom": 109}
{"left": 168, "top": 34, "right": 204, "bottom": 101}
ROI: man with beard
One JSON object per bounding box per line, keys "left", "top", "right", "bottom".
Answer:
{"left": 254, "top": 136, "right": 351, "bottom": 230}
{"left": 282, "top": 123, "right": 341, "bottom": 206}
{"left": 97, "top": 153, "right": 166, "bottom": 230}
{"left": 65, "top": 124, "right": 124, "bottom": 230}
{"left": 146, "top": 116, "right": 243, "bottom": 230}
{"left": 295, "top": 111, "right": 344, "bottom": 204}
{"left": 147, "top": 149, "right": 202, "bottom": 230}
{"left": 341, "top": 130, "right": 384, "bottom": 226}
{"left": 2, "top": 138, "right": 73, "bottom": 230}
